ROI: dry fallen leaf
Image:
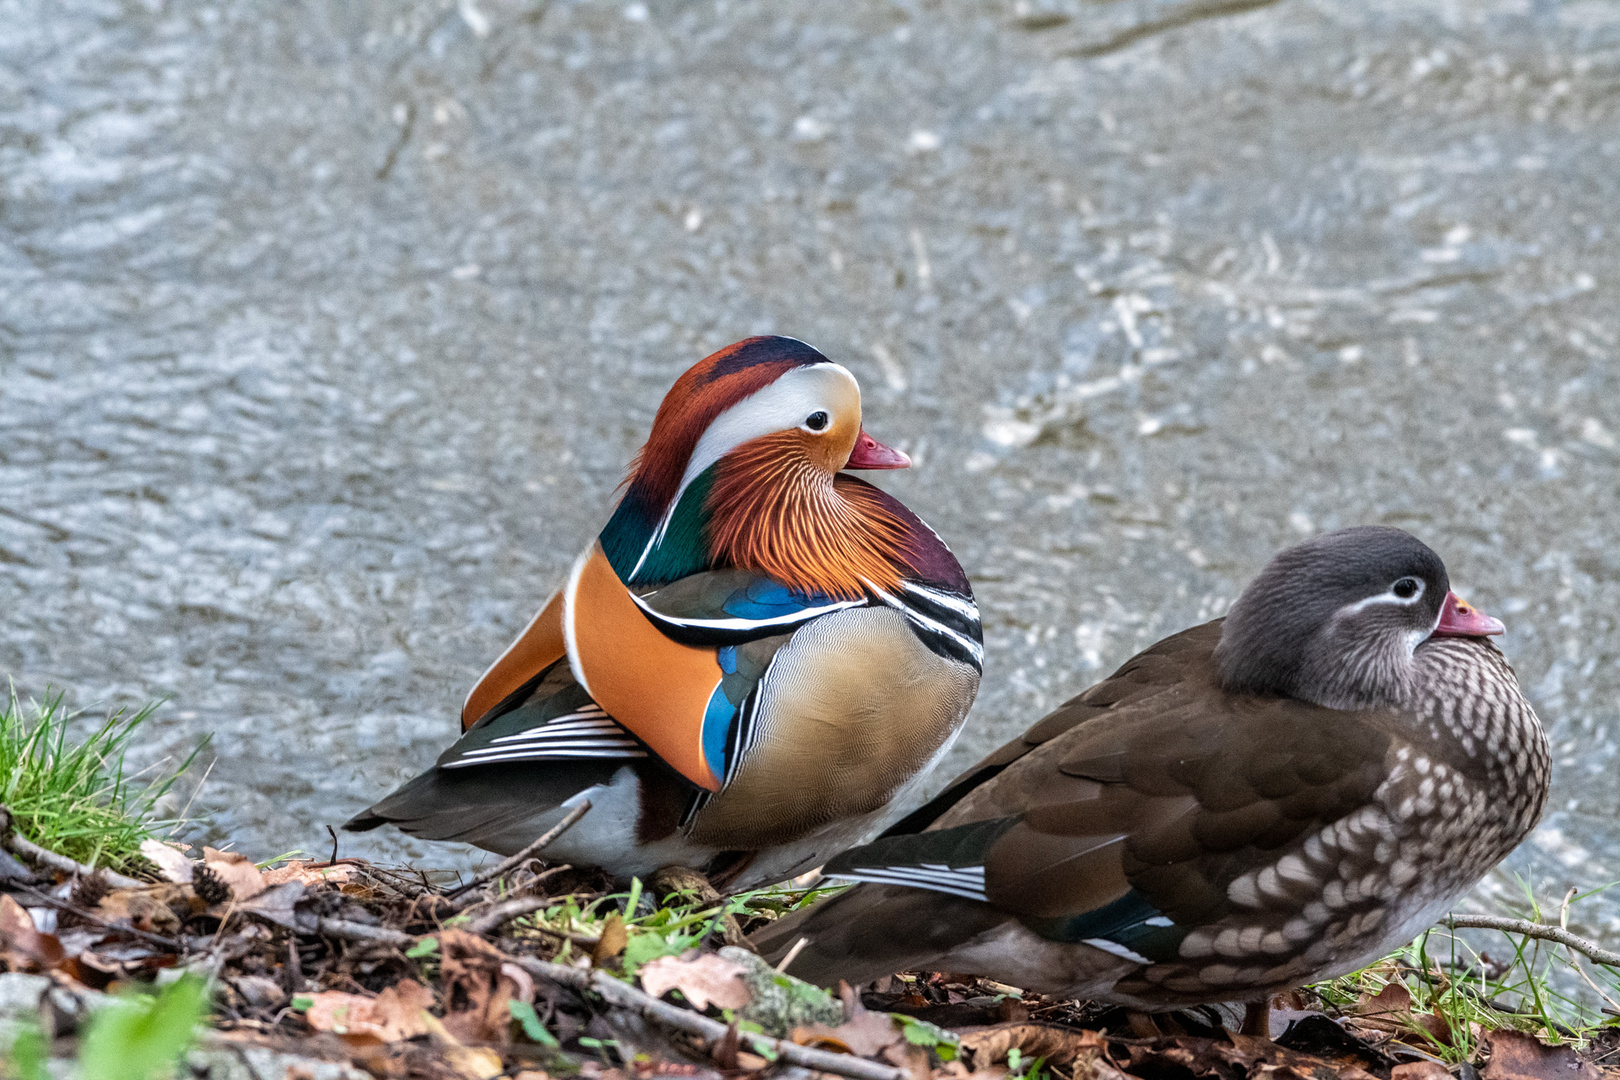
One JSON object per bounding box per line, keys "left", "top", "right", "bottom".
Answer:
{"left": 1121, "top": 1032, "right": 1379, "bottom": 1080}
{"left": 420, "top": 1009, "right": 506, "bottom": 1079}
{"left": 302, "top": 979, "right": 434, "bottom": 1043}
{"left": 1392, "top": 1062, "right": 1454, "bottom": 1080}
{"left": 955, "top": 1023, "right": 1109, "bottom": 1070}
{"left": 262, "top": 860, "right": 353, "bottom": 887}
{"left": 1272, "top": 1012, "right": 1398, "bottom": 1075}
{"left": 639, "top": 953, "right": 751, "bottom": 1011}
{"left": 1348, "top": 981, "right": 1452, "bottom": 1046}
{"left": 793, "top": 996, "right": 902, "bottom": 1058}
{"left": 139, "top": 839, "right": 195, "bottom": 883}
{"left": 1482, "top": 1029, "right": 1604, "bottom": 1080}
{"left": 0, "top": 894, "right": 64, "bottom": 971}
{"left": 96, "top": 884, "right": 192, "bottom": 935}
{"left": 438, "top": 928, "right": 524, "bottom": 1045}
{"left": 235, "top": 881, "right": 306, "bottom": 929}
{"left": 1354, "top": 981, "right": 1413, "bottom": 1019}
{"left": 933, "top": 1062, "right": 1023, "bottom": 1080}
{"left": 231, "top": 974, "right": 285, "bottom": 1009}
{"left": 202, "top": 847, "right": 267, "bottom": 900}
{"left": 592, "top": 912, "right": 627, "bottom": 964}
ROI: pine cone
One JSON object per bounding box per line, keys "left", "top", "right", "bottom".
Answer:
{"left": 61, "top": 872, "right": 112, "bottom": 926}
{"left": 192, "top": 862, "right": 233, "bottom": 906}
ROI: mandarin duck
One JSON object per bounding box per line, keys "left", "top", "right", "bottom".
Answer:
{"left": 754, "top": 526, "right": 1549, "bottom": 1014}
{"left": 345, "top": 336, "right": 982, "bottom": 890}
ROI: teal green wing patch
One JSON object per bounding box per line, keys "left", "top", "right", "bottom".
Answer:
{"left": 824, "top": 815, "right": 1187, "bottom": 963}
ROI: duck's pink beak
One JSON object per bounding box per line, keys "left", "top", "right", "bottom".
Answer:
{"left": 1433, "top": 591, "right": 1505, "bottom": 638}
{"left": 845, "top": 429, "right": 911, "bottom": 470}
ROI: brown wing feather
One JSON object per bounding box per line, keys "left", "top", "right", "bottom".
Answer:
{"left": 930, "top": 624, "right": 1395, "bottom": 933}
{"left": 761, "top": 625, "right": 1542, "bottom": 1004}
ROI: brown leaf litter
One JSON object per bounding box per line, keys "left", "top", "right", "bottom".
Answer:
{"left": 1, "top": 839, "right": 1617, "bottom": 1080}
{"left": 639, "top": 953, "right": 750, "bottom": 1012}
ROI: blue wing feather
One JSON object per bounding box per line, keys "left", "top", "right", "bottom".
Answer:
{"left": 631, "top": 567, "right": 867, "bottom": 645}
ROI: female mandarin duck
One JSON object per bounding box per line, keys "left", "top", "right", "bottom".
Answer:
{"left": 755, "top": 527, "right": 1548, "bottom": 1016}
{"left": 346, "top": 336, "right": 982, "bottom": 890}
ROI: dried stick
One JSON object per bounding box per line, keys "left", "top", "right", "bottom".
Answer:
{"left": 511, "top": 955, "right": 906, "bottom": 1080}
{"left": 16, "top": 884, "right": 185, "bottom": 950}
{"left": 456, "top": 862, "right": 567, "bottom": 920}
{"left": 445, "top": 801, "right": 590, "bottom": 902}
{"left": 774, "top": 936, "right": 809, "bottom": 974}
{"left": 1445, "top": 915, "right": 1620, "bottom": 967}
{"left": 314, "top": 917, "right": 412, "bottom": 948}
{"left": 464, "top": 895, "right": 553, "bottom": 936}
{"left": 1, "top": 811, "right": 143, "bottom": 889}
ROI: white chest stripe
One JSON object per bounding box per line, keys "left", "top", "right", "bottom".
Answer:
{"left": 865, "top": 582, "right": 984, "bottom": 666}
{"left": 628, "top": 589, "right": 864, "bottom": 632}
{"left": 899, "top": 581, "right": 980, "bottom": 620}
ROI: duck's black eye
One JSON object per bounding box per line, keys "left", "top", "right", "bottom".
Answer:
{"left": 1392, "top": 577, "right": 1421, "bottom": 600}
{"left": 805, "top": 411, "right": 829, "bottom": 431}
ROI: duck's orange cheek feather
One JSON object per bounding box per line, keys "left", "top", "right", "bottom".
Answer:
{"left": 566, "top": 543, "right": 727, "bottom": 791}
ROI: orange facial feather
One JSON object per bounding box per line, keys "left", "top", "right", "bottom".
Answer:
{"left": 704, "top": 430, "right": 917, "bottom": 599}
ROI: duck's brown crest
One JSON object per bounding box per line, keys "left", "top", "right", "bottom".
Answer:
{"left": 625, "top": 336, "right": 826, "bottom": 517}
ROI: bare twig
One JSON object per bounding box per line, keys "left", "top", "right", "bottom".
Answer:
{"left": 457, "top": 895, "right": 600, "bottom": 946}
{"left": 528, "top": 926, "right": 602, "bottom": 950}
{"left": 15, "top": 884, "right": 185, "bottom": 950}
{"left": 1445, "top": 915, "right": 1620, "bottom": 967}
{"left": 463, "top": 895, "right": 552, "bottom": 936}
{"left": 445, "top": 801, "right": 589, "bottom": 901}
{"left": 314, "top": 916, "right": 412, "bottom": 948}
{"left": 0, "top": 810, "right": 143, "bottom": 889}
{"left": 1061, "top": 0, "right": 1282, "bottom": 59}
{"left": 511, "top": 955, "right": 905, "bottom": 1080}
{"left": 775, "top": 936, "right": 809, "bottom": 973}
{"left": 455, "top": 863, "right": 572, "bottom": 920}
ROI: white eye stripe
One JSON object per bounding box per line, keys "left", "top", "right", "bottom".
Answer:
{"left": 1340, "top": 578, "right": 1427, "bottom": 615}
{"left": 676, "top": 363, "right": 857, "bottom": 503}
{"left": 631, "top": 362, "right": 859, "bottom": 577}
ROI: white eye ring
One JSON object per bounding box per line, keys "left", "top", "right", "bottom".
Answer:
{"left": 803, "top": 410, "right": 830, "bottom": 433}
{"left": 1391, "top": 577, "right": 1424, "bottom": 603}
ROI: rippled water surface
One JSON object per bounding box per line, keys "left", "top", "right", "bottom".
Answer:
{"left": 3, "top": 0, "right": 1618, "bottom": 935}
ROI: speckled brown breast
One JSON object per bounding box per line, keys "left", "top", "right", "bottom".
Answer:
{"left": 1117, "top": 636, "right": 1549, "bottom": 1002}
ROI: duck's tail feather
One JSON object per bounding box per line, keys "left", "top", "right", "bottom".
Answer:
{"left": 748, "top": 882, "right": 1006, "bottom": 988}
{"left": 342, "top": 760, "right": 621, "bottom": 855}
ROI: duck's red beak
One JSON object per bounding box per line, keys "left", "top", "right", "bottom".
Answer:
{"left": 845, "top": 429, "right": 911, "bottom": 470}
{"left": 1434, "top": 591, "right": 1505, "bottom": 637}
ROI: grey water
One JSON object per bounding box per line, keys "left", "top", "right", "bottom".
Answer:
{"left": 3, "top": 0, "right": 1619, "bottom": 950}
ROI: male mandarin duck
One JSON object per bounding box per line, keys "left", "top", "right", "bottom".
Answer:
{"left": 345, "top": 336, "right": 982, "bottom": 890}
{"left": 754, "top": 527, "right": 1549, "bottom": 1016}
